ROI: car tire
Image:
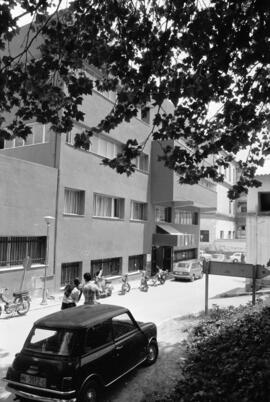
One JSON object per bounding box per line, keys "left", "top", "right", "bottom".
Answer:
{"left": 144, "top": 341, "right": 158, "bottom": 366}
{"left": 233, "top": 259, "right": 238, "bottom": 263}
{"left": 79, "top": 379, "right": 100, "bottom": 402}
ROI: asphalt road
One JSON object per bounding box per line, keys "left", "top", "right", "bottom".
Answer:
{"left": 0, "top": 275, "right": 252, "bottom": 401}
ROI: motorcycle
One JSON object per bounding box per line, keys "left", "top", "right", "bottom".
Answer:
{"left": 95, "top": 277, "right": 113, "bottom": 298}
{"left": 139, "top": 271, "right": 149, "bottom": 292}
{"left": 120, "top": 274, "right": 131, "bottom": 295}
{"left": 0, "top": 288, "right": 31, "bottom": 317}
{"left": 150, "top": 269, "right": 168, "bottom": 286}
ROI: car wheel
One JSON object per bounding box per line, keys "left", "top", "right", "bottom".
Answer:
{"left": 79, "top": 379, "right": 100, "bottom": 402}
{"left": 144, "top": 341, "right": 158, "bottom": 366}
{"left": 233, "top": 259, "right": 238, "bottom": 263}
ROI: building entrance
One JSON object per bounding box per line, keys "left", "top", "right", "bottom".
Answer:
{"left": 151, "top": 246, "right": 173, "bottom": 275}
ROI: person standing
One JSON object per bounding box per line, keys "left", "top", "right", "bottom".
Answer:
{"left": 71, "top": 278, "right": 82, "bottom": 305}
{"left": 82, "top": 272, "right": 100, "bottom": 305}
{"left": 61, "top": 283, "right": 76, "bottom": 310}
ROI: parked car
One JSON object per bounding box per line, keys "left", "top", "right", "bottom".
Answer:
{"left": 199, "top": 252, "right": 212, "bottom": 262}
{"left": 228, "top": 252, "right": 245, "bottom": 263}
{"left": 209, "top": 253, "right": 226, "bottom": 262}
{"left": 4, "top": 304, "right": 158, "bottom": 402}
{"left": 173, "top": 259, "right": 203, "bottom": 281}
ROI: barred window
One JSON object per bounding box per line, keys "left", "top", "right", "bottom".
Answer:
{"left": 128, "top": 254, "right": 146, "bottom": 272}
{"left": 91, "top": 257, "right": 121, "bottom": 277}
{"left": 0, "top": 237, "right": 46, "bottom": 267}
{"left": 61, "top": 262, "right": 81, "bottom": 286}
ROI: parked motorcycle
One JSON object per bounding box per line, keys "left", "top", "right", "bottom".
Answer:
{"left": 150, "top": 268, "right": 168, "bottom": 286}
{"left": 0, "top": 288, "right": 31, "bottom": 317}
{"left": 120, "top": 274, "right": 131, "bottom": 295}
{"left": 95, "top": 277, "right": 113, "bottom": 298}
{"left": 139, "top": 271, "right": 149, "bottom": 292}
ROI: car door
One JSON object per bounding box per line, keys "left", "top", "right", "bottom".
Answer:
{"left": 80, "top": 320, "right": 117, "bottom": 385}
{"left": 112, "top": 312, "right": 147, "bottom": 378}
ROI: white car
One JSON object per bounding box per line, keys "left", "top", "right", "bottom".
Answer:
{"left": 210, "top": 253, "right": 226, "bottom": 262}
{"left": 229, "top": 253, "right": 245, "bottom": 263}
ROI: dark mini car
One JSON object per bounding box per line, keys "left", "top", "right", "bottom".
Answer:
{"left": 4, "top": 304, "right": 158, "bottom": 402}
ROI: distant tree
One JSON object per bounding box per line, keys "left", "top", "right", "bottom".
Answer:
{"left": 1, "top": 0, "right": 270, "bottom": 198}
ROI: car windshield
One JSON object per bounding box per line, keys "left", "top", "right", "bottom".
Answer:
{"left": 24, "top": 327, "right": 77, "bottom": 356}
{"left": 176, "top": 262, "right": 190, "bottom": 268}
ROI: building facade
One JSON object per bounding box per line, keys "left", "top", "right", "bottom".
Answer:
{"left": 199, "top": 161, "right": 247, "bottom": 253}
{"left": 0, "top": 82, "right": 218, "bottom": 294}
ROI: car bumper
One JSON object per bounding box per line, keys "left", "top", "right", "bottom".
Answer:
{"left": 172, "top": 273, "right": 191, "bottom": 280}
{"left": 4, "top": 379, "right": 76, "bottom": 402}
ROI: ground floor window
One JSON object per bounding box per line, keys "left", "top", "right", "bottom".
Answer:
{"left": 61, "top": 262, "right": 82, "bottom": 286}
{"left": 0, "top": 237, "right": 46, "bottom": 267}
{"left": 128, "top": 254, "right": 146, "bottom": 272}
{"left": 200, "top": 230, "right": 209, "bottom": 242}
{"left": 91, "top": 257, "right": 121, "bottom": 277}
{"left": 173, "top": 248, "right": 196, "bottom": 262}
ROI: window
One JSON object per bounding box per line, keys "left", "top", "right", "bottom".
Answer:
{"left": 134, "top": 153, "right": 149, "bottom": 172}
{"left": 200, "top": 230, "right": 209, "bottom": 242}
{"left": 25, "top": 328, "right": 76, "bottom": 356}
{"left": 140, "top": 107, "right": 150, "bottom": 124}
{"left": 174, "top": 249, "right": 197, "bottom": 262}
{"left": 4, "top": 123, "right": 48, "bottom": 148}
{"left": 85, "top": 321, "right": 113, "bottom": 352}
{"left": 61, "top": 262, "right": 81, "bottom": 286}
{"left": 131, "top": 201, "right": 147, "bottom": 221}
{"left": 93, "top": 194, "right": 124, "bottom": 218}
{"left": 98, "top": 137, "right": 121, "bottom": 159}
{"left": 91, "top": 257, "right": 121, "bottom": 277}
{"left": 64, "top": 188, "right": 85, "bottom": 215}
{"left": 177, "top": 234, "right": 194, "bottom": 247}
{"left": 237, "top": 201, "right": 247, "bottom": 213}
{"left": 259, "top": 192, "right": 270, "bottom": 213}
{"left": 112, "top": 313, "right": 137, "bottom": 339}
{"left": 228, "top": 231, "right": 231, "bottom": 239}
{"left": 128, "top": 254, "right": 146, "bottom": 272}
{"left": 155, "top": 206, "right": 171, "bottom": 222}
{"left": 0, "top": 237, "right": 46, "bottom": 267}
{"left": 220, "top": 231, "right": 224, "bottom": 239}
{"left": 174, "top": 210, "right": 197, "bottom": 225}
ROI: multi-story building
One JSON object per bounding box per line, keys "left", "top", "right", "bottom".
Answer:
{"left": 0, "top": 79, "right": 218, "bottom": 294}
{"left": 0, "top": 26, "right": 218, "bottom": 293}
{"left": 199, "top": 160, "right": 247, "bottom": 253}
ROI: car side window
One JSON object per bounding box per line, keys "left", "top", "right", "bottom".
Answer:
{"left": 84, "top": 320, "right": 113, "bottom": 352}
{"left": 112, "top": 313, "right": 138, "bottom": 339}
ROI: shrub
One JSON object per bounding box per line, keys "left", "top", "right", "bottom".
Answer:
{"left": 168, "top": 301, "right": 270, "bottom": 402}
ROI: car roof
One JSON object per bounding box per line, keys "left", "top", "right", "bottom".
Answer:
{"left": 34, "top": 304, "right": 128, "bottom": 330}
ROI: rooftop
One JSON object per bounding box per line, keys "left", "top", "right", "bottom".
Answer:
{"left": 34, "top": 304, "right": 127, "bottom": 329}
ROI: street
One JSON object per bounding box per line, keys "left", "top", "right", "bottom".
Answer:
{"left": 0, "top": 275, "right": 254, "bottom": 401}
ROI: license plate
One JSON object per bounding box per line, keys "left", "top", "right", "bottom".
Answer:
{"left": 20, "top": 373, "right": 46, "bottom": 388}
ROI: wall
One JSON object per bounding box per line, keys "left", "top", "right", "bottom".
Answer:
{"left": 53, "top": 87, "right": 153, "bottom": 287}
{"left": 0, "top": 155, "right": 57, "bottom": 293}
{"left": 0, "top": 130, "right": 58, "bottom": 168}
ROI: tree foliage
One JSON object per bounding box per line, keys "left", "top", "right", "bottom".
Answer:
{"left": 1, "top": 0, "right": 270, "bottom": 198}
{"left": 164, "top": 302, "right": 270, "bottom": 402}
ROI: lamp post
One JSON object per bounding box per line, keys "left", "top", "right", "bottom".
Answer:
{"left": 41, "top": 216, "right": 55, "bottom": 305}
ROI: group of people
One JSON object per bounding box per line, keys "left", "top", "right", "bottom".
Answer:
{"left": 61, "top": 272, "right": 100, "bottom": 310}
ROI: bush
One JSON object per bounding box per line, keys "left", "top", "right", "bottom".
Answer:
{"left": 168, "top": 301, "right": 270, "bottom": 402}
